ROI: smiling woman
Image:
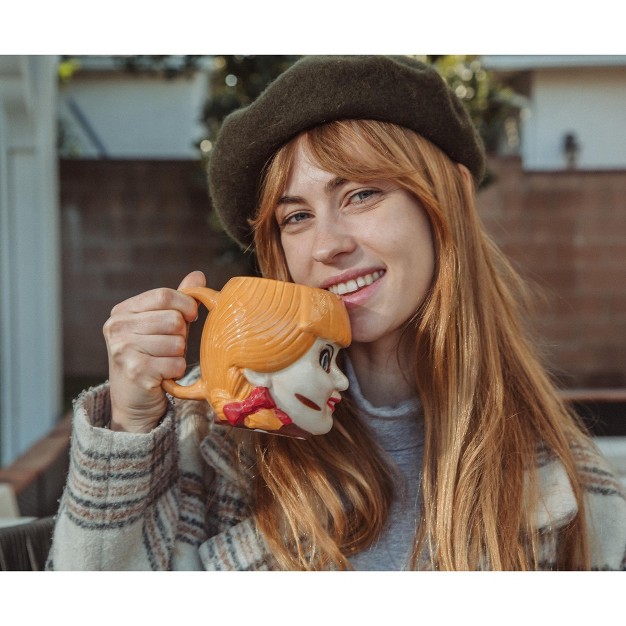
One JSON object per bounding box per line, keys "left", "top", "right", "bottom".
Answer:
{"left": 47, "top": 55, "right": 626, "bottom": 572}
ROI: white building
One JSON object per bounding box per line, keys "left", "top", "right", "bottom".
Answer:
{"left": 482, "top": 55, "right": 626, "bottom": 171}
{"left": 58, "top": 56, "right": 213, "bottom": 159}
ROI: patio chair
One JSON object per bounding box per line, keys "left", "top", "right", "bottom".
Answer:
{"left": 0, "top": 516, "right": 55, "bottom": 571}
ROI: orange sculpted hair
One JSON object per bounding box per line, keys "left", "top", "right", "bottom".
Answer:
{"left": 247, "top": 119, "right": 593, "bottom": 570}
{"left": 192, "top": 276, "right": 350, "bottom": 431}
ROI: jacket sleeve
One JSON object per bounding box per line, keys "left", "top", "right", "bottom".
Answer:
{"left": 576, "top": 442, "right": 626, "bottom": 570}
{"left": 46, "top": 382, "right": 210, "bottom": 570}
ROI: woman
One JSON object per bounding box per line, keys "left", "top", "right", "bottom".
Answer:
{"left": 47, "top": 56, "right": 626, "bottom": 571}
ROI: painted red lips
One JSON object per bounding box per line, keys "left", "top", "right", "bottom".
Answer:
{"left": 327, "top": 396, "right": 341, "bottom": 412}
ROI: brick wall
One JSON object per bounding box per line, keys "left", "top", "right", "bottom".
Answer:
{"left": 60, "top": 160, "right": 254, "bottom": 382}
{"left": 478, "top": 157, "right": 626, "bottom": 388}
{"left": 60, "top": 157, "right": 626, "bottom": 391}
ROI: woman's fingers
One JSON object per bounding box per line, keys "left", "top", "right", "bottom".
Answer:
{"left": 116, "top": 352, "right": 188, "bottom": 390}
{"left": 134, "top": 334, "right": 188, "bottom": 359}
{"left": 177, "top": 270, "right": 206, "bottom": 291}
{"left": 106, "top": 309, "right": 189, "bottom": 340}
{"left": 112, "top": 287, "right": 199, "bottom": 323}
{"left": 104, "top": 271, "right": 206, "bottom": 433}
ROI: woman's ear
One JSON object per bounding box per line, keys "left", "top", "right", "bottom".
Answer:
{"left": 243, "top": 368, "right": 272, "bottom": 388}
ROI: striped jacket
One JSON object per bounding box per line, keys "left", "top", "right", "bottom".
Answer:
{"left": 47, "top": 378, "right": 626, "bottom": 571}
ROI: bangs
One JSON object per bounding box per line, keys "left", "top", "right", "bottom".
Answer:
{"left": 256, "top": 119, "right": 427, "bottom": 217}
{"left": 300, "top": 120, "right": 419, "bottom": 183}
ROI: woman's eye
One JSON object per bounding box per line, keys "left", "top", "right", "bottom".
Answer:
{"left": 280, "top": 211, "right": 311, "bottom": 227}
{"left": 348, "top": 189, "right": 379, "bottom": 205}
{"left": 319, "top": 346, "right": 334, "bottom": 373}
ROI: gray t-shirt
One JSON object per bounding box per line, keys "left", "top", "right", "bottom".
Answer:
{"left": 344, "top": 358, "right": 424, "bottom": 570}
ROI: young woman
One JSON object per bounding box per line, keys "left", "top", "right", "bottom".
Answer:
{"left": 47, "top": 56, "right": 626, "bottom": 571}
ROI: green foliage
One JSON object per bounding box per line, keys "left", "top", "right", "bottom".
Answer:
{"left": 111, "top": 55, "right": 206, "bottom": 79}
{"left": 57, "top": 57, "right": 80, "bottom": 82}
{"left": 426, "top": 55, "right": 520, "bottom": 153}
{"left": 202, "top": 55, "right": 301, "bottom": 145}
{"left": 198, "top": 56, "right": 300, "bottom": 243}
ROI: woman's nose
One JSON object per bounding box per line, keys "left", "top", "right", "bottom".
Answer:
{"left": 311, "top": 220, "right": 356, "bottom": 264}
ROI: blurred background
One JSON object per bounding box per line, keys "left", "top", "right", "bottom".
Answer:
{"left": 1, "top": 54, "right": 625, "bottom": 522}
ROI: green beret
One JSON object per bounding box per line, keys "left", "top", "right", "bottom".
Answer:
{"left": 209, "top": 55, "right": 486, "bottom": 249}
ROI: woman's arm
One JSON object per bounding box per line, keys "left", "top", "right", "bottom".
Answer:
{"left": 47, "top": 380, "right": 209, "bottom": 570}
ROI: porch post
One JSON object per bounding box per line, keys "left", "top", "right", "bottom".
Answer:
{"left": 0, "top": 56, "right": 62, "bottom": 465}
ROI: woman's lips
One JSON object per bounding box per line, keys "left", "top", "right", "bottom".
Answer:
{"left": 325, "top": 270, "right": 386, "bottom": 309}
{"left": 327, "top": 269, "right": 385, "bottom": 296}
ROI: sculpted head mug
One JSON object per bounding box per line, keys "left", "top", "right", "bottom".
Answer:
{"left": 162, "top": 276, "right": 351, "bottom": 439}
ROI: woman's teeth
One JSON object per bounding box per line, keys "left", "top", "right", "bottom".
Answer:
{"left": 328, "top": 270, "right": 384, "bottom": 296}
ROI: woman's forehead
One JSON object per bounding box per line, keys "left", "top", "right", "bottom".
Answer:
{"left": 283, "top": 143, "right": 338, "bottom": 193}
{"left": 283, "top": 131, "right": 382, "bottom": 191}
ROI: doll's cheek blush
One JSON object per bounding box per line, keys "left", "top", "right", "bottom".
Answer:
{"left": 295, "top": 393, "right": 322, "bottom": 411}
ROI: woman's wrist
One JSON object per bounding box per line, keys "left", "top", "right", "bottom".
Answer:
{"left": 109, "top": 407, "right": 167, "bottom": 433}
{"left": 109, "top": 416, "right": 154, "bottom": 433}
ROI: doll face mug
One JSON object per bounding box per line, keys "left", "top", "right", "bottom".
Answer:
{"left": 162, "top": 276, "right": 351, "bottom": 439}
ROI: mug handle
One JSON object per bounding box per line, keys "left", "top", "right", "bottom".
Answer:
{"left": 161, "top": 286, "right": 218, "bottom": 401}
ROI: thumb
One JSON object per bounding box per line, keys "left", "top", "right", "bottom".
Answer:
{"left": 177, "top": 270, "right": 207, "bottom": 331}
{"left": 177, "top": 270, "right": 206, "bottom": 291}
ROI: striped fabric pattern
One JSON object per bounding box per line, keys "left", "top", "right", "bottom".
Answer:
{"left": 48, "top": 375, "right": 626, "bottom": 571}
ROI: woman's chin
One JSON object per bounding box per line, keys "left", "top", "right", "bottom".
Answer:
{"left": 347, "top": 324, "right": 389, "bottom": 346}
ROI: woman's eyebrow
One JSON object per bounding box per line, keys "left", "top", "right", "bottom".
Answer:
{"left": 324, "top": 176, "right": 347, "bottom": 193}
{"left": 277, "top": 177, "right": 348, "bottom": 205}
{"left": 277, "top": 194, "right": 304, "bottom": 206}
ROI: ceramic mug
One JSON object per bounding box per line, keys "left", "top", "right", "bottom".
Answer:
{"left": 162, "top": 276, "right": 351, "bottom": 439}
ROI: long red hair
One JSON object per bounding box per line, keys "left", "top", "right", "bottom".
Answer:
{"left": 244, "top": 119, "right": 592, "bottom": 570}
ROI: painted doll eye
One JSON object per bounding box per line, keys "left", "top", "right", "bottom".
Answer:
{"left": 319, "top": 345, "right": 334, "bottom": 373}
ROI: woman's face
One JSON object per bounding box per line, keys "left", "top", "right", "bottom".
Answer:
{"left": 275, "top": 142, "right": 435, "bottom": 346}
{"left": 245, "top": 337, "right": 349, "bottom": 435}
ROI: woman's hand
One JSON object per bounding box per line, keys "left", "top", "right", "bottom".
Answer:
{"left": 103, "top": 271, "right": 206, "bottom": 433}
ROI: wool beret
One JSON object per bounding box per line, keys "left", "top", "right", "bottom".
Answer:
{"left": 208, "top": 55, "right": 486, "bottom": 249}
